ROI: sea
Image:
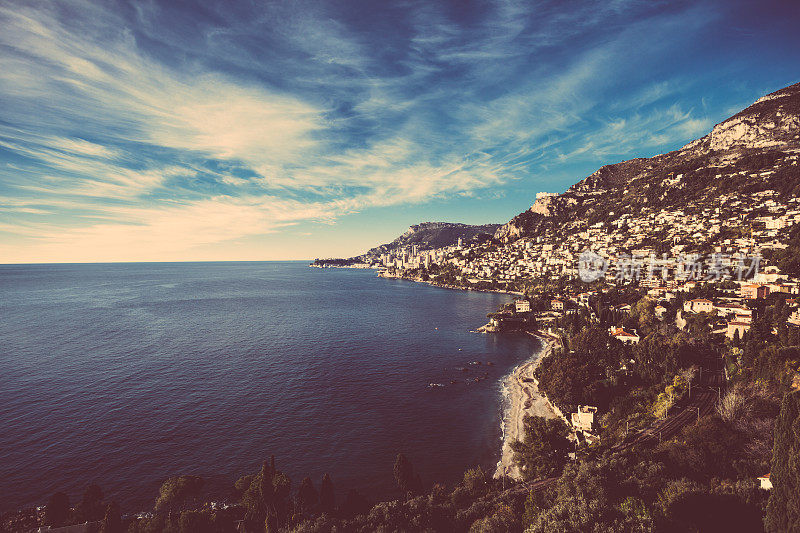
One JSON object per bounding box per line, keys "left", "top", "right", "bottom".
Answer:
{"left": 0, "top": 261, "right": 540, "bottom": 513}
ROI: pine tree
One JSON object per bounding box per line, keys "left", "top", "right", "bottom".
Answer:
{"left": 510, "top": 415, "right": 571, "bottom": 480}
{"left": 100, "top": 502, "right": 122, "bottom": 533}
{"left": 45, "top": 492, "right": 70, "bottom": 527}
{"left": 79, "top": 483, "right": 104, "bottom": 522}
{"left": 319, "top": 473, "right": 335, "bottom": 513}
{"left": 765, "top": 390, "right": 800, "bottom": 532}
{"left": 297, "top": 477, "right": 318, "bottom": 513}
{"left": 393, "top": 454, "right": 415, "bottom": 495}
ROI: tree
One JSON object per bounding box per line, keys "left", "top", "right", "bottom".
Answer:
{"left": 100, "top": 502, "right": 122, "bottom": 533}
{"left": 339, "top": 489, "right": 371, "bottom": 519}
{"left": 393, "top": 454, "right": 422, "bottom": 496}
{"left": 45, "top": 491, "right": 70, "bottom": 527}
{"left": 319, "top": 473, "right": 335, "bottom": 514}
{"left": 297, "top": 477, "right": 318, "bottom": 514}
{"left": 78, "top": 483, "right": 104, "bottom": 522}
{"left": 462, "top": 466, "right": 488, "bottom": 495}
{"left": 154, "top": 475, "right": 204, "bottom": 515}
{"left": 662, "top": 488, "right": 764, "bottom": 532}
{"left": 522, "top": 490, "right": 542, "bottom": 528}
{"left": 765, "top": 390, "right": 800, "bottom": 532}
{"left": 179, "top": 509, "right": 215, "bottom": 533}
{"left": 511, "top": 415, "right": 572, "bottom": 480}
{"left": 239, "top": 457, "right": 292, "bottom": 529}
{"left": 632, "top": 297, "right": 657, "bottom": 335}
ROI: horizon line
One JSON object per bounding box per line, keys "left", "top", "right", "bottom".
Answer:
{"left": 0, "top": 259, "right": 317, "bottom": 266}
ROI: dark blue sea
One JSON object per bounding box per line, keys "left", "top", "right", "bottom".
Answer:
{"left": 0, "top": 262, "right": 538, "bottom": 512}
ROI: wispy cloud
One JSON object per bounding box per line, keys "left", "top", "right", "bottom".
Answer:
{"left": 1, "top": 0, "right": 792, "bottom": 262}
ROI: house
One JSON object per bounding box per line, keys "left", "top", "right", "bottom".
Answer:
{"left": 789, "top": 310, "right": 800, "bottom": 327}
{"left": 571, "top": 405, "right": 598, "bottom": 432}
{"left": 577, "top": 292, "right": 593, "bottom": 306}
{"left": 551, "top": 299, "right": 564, "bottom": 311}
{"left": 754, "top": 266, "right": 781, "bottom": 284}
{"left": 727, "top": 321, "right": 751, "bottom": 340}
{"left": 683, "top": 298, "right": 714, "bottom": 314}
{"left": 714, "top": 302, "right": 750, "bottom": 318}
{"left": 757, "top": 474, "right": 773, "bottom": 490}
{"left": 742, "top": 284, "right": 769, "bottom": 299}
{"left": 515, "top": 299, "right": 531, "bottom": 313}
{"left": 610, "top": 327, "right": 640, "bottom": 345}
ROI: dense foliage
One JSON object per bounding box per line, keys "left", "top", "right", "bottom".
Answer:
{"left": 511, "top": 416, "right": 571, "bottom": 480}
{"left": 765, "top": 391, "right": 800, "bottom": 532}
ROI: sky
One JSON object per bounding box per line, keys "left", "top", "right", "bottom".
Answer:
{"left": 0, "top": 0, "right": 799, "bottom": 263}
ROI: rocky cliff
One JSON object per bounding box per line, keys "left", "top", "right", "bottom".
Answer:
{"left": 494, "top": 81, "right": 800, "bottom": 243}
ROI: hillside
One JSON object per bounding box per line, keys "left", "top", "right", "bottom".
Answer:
{"left": 314, "top": 222, "right": 500, "bottom": 265}
{"left": 365, "top": 222, "right": 500, "bottom": 256}
{"left": 495, "top": 81, "right": 800, "bottom": 244}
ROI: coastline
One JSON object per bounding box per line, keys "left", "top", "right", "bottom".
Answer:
{"left": 310, "top": 264, "right": 524, "bottom": 297}
{"left": 494, "top": 332, "right": 561, "bottom": 480}
{"left": 378, "top": 270, "right": 525, "bottom": 297}
{"left": 355, "top": 264, "right": 559, "bottom": 480}
{"left": 313, "top": 262, "right": 556, "bottom": 480}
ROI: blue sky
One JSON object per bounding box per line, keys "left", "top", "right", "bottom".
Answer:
{"left": 0, "top": 0, "right": 798, "bottom": 262}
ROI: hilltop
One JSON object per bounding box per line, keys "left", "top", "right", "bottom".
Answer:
{"left": 495, "top": 81, "right": 800, "bottom": 244}
{"left": 318, "top": 81, "right": 799, "bottom": 275}
{"left": 313, "top": 222, "right": 499, "bottom": 266}
{"left": 365, "top": 222, "right": 500, "bottom": 256}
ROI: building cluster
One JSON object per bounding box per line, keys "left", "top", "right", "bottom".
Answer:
{"left": 366, "top": 174, "right": 800, "bottom": 290}
{"left": 373, "top": 240, "right": 464, "bottom": 271}
{"left": 368, "top": 188, "right": 800, "bottom": 291}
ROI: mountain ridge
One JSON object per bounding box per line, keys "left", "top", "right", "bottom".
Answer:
{"left": 364, "top": 221, "right": 501, "bottom": 256}
{"left": 494, "top": 80, "right": 800, "bottom": 243}
{"left": 317, "top": 80, "right": 800, "bottom": 266}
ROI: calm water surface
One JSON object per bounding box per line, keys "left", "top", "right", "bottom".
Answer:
{"left": 0, "top": 262, "right": 538, "bottom": 512}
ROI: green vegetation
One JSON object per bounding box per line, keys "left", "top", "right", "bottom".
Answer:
{"left": 511, "top": 416, "right": 571, "bottom": 479}
{"left": 765, "top": 391, "right": 800, "bottom": 532}
{"left": 44, "top": 492, "right": 70, "bottom": 528}
{"left": 153, "top": 476, "right": 204, "bottom": 516}
{"left": 765, "top": 224, "right": 800, "bottom": 278}
{"left": 522, "top": 453, "right": 764, "bottom": 532}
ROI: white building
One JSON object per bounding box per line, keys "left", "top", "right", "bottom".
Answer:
{"left": 610, "top": 327, "right": 640, "bottom": 345}
{"left": 571, "top": 405, "right": 597, "bottom": 432}
{"left": 515, "top": 299, "right": 531, "bottom": 313}
{"left": 535, "top": 191, "right": 558, "bottom": 200}
{"left": 683, "top": 298, "right": 714, "bottom": 314}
